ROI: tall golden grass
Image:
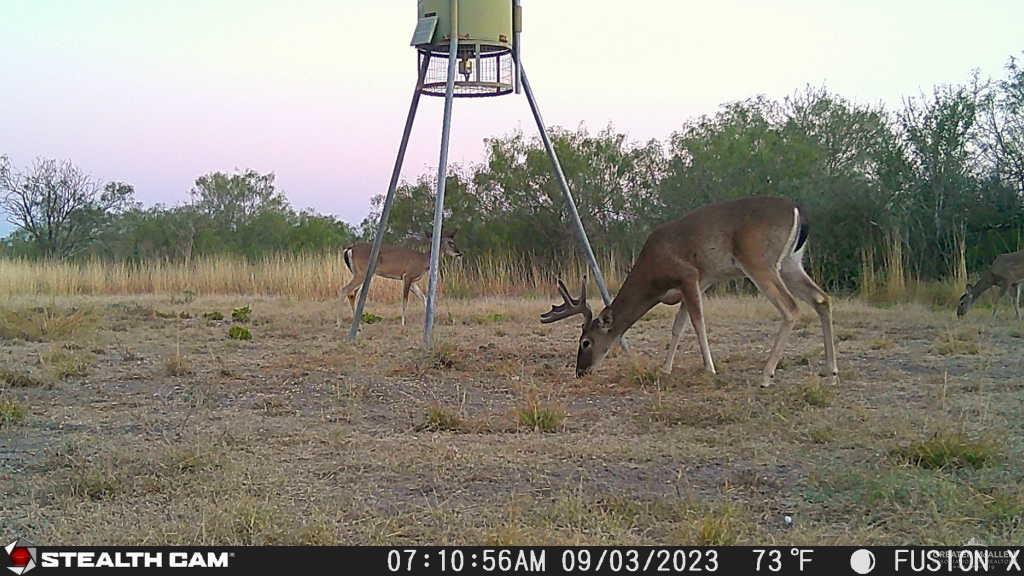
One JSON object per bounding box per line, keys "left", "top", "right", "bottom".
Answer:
{"left": 0, "top": 253, "right": 628, "bottom": 302}
{"left": 859, "top": 230, "right": 973, "bottom": 308}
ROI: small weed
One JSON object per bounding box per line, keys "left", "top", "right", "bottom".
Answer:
{"left": 470, "top": 313, "right": 508, "bottom": 325}
{"left": 807, "top": 425, "right": 836, "bottom": 444}
{"left": 0, "top": 397, "right": 26, "bottom": 426}
{"left": 361, "top": 312, "right": 384, "bottom": 324}
{"left": 673, "top": 504, "right": 744, "bottom": 545}
{"left": 516, "top": 399, "right": 566, "bottom": 432}
{"left": 627, "top": 362, "right": 662, "bottom": 388}
{"left": 41, "top": 347, "right": 94, "bottom": 379}
{"left": 836, "top": 330, "right": 858, "bottom": 342}
{"left": 58, "top": 453, "right": 122, "bottom": 501}
{"left": 419, "top": 405, "right": 464, "bottom": 432}
{"left": 892, "top": 430, "right": 997, "bottom": 469}
{"left": 165, "top": 347, "right": 192, "bottom": 377}
{"left": 696, "top": 508, "right": 740, "bottom": 545}
{"left": 155, "top": 310, "right": 177, "bottom": 319}
{"left": 798, "top": 379, "right": 833, "bottom": 407}
{"left": 231, "top": 305, "right": 252, "bottom": 323}
{"left": 427, "top": 342, "right": 459, "bottom": 369}
{"left": 178, "top": 310, "right": 192, "bottom": 319}
{"left": 932, "top": 328, "right": 980, "bottom": 356}
{"left": 0, "top": 365, "right": 49, "bottom": 388}
{"left": 869, "top": 338, "right": 894, "bottom": 350}
{"left": 228, "top": 325, "right": 252, "bottom": 341}
{"left": 171, "top": 289, "right": 196, "bottom": 304}
{"left": 203, "top": 311, "right": 224, "bottom": 321}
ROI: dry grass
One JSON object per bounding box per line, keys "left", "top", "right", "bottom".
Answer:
{"left": 41, "top": 346, "right": 95, "bottom": 379}
{"left": 0, "top": 253, "right": 629, "bottom": 302}
{"left": 0, "top": 365, "right": 50, "bottom": 388}
{"left": 1, "top": 287, "right": 1022, "bottom": 545}
{"left": 165, "top": 342, "right": 193, "bottom": 376}
{"left": 932, "top": 327, "right": 981, "bottom": 356}
{"left": 0, "top": 305, "right": 95, "bottom": 342}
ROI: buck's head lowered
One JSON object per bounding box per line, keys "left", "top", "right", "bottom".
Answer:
{"left": 541, "top": 276, "right": 616, "bottom": 377}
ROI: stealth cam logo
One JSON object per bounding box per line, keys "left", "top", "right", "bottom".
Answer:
{"left": 4, "top": 540, "right": 37, "bottom": 575}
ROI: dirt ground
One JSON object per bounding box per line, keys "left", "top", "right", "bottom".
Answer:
{"left": 1, "top": 293, "right": 1022, "bottom": 545}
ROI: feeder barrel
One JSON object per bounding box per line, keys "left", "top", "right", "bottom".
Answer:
{"left": 418, "top": 0, "right": 513, "bottom": 49}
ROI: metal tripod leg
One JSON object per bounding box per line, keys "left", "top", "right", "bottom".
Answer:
{"left": 423, "top": 0, "right": 460, "bottom": 348}
{"left": 348, "top": 54, "right": 431, "bottom": 341}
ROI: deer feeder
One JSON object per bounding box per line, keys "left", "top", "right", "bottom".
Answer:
{"left": 349, "top": 0, "right": 614, "bottom": 347}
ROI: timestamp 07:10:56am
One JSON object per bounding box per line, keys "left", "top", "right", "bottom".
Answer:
{"left": 384, "top": 548, "right": 722, "bottom": 574}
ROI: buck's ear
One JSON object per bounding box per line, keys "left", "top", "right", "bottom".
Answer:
{"left": 595, "top": 308, "right": 613, "bottom": 333}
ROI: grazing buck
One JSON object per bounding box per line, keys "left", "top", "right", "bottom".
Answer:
{"left": 542, "top": 196, "right": 837, "bottom": 387}
{"left": 341, "top": 231, "right": 462, "bottom": 326}
{"left": 956, "top": 249, "right": 1024, "bottom": 320}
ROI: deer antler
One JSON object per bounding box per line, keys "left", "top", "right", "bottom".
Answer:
{"left": 540, "top": 276, "right": 592, "bottom": 326}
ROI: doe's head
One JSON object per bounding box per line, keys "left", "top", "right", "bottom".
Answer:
{"left": 440, "top": 229, "right": 463, "bottom": 258}
{"left": 956, "top": 284, "right": 975, "bottom": 317}
{"left": 540, "top": 276, "right": 616, "bottom": 377}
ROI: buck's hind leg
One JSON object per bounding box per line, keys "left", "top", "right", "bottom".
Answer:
{"left": 410, "top": 282, "right": 426, "bottom": 303}
{"left": 992, "top": 285, "right": 1009, "bottom": 319}
{"left": 739, "top": 259, "right": 800, "bottom": 388}
{"left": 1013, "top": 284, "right": 1021, "bottom": 321}
{"left": 401, "top": 275, "right": 414, "bottom": 327}
{"left": 781, "top": 255, "right": 838, "bottom": 382}
{"left": 339, "top": 275, "right": 363, "bottom": 326}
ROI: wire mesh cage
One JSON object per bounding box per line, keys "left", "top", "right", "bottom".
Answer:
{"left": 419, "top": 45, "right": 514, "bottom": 98}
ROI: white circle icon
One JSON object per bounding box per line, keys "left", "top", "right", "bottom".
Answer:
{"left": 850, "top": 549, "right": 876, "bottom": 574}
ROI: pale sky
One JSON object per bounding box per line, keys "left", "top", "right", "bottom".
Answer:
{"left": 1, "top": 0, "right": 1022, "bottom": 234}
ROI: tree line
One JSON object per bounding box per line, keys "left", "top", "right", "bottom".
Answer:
{"left": 3, "top": 55, "right": 1022, "bottom": 292}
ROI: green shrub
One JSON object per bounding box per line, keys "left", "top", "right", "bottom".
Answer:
{"left": 231, "top": 305, "right": 251, "bottom": 323}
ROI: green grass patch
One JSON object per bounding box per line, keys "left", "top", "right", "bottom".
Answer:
{"left": 228, "top": 325, "right": 252, "bottom": 341}
{"left": 469, "top": 313, "right": 508, "bottom": 325}
{"left": 203, "top": 311, "right": 225, "bottom": 321}
{"left": 361, "top": 312, "right": 383, "bottom": 325}
{"left": 516, "top": 399, "right": 566, "bottom": 432}
{"left": 798, "top": 379, "right": 833, "bottom": 407}
{"left": 231, "top": 305, "right": 251, "bottom": 323}
{"left": 892, "top": 430, "right": 998, "bottom": 469}
{"left": 0, "top": 397, "right": 26, "bottom": 426}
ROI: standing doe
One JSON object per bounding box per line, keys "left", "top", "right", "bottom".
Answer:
{"left": 341, "top": 231, "right": 462, "bottom": 326}
{"left": 542, "top": 196, "right": 838, "bottom": 387}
